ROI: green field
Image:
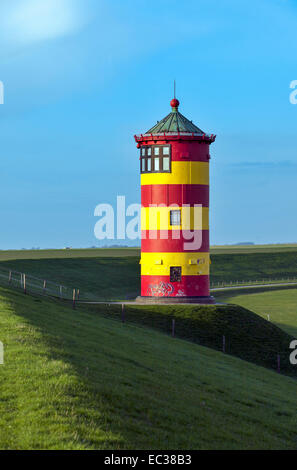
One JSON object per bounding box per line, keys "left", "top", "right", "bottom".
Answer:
{"left": 210, "top": 244, "right": 297, "bottom": 254}
{"left": 0, "top": 245, "right": 296, "bottom": 300}
{"left": 215, "top": 289, "right": 297, "bottom": 338}
{"left": 1, "top": 286, "right": 297, "bottom": 450}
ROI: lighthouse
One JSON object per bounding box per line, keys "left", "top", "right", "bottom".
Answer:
{"left": 134, "top": 97, "right": 216, "bottom": 302}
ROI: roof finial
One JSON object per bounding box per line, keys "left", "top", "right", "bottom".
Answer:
{"left": 170, "top": 80, "right": 179, "bottom": 111}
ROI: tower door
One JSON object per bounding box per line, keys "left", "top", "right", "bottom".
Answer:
{"left": 170, "top": 266, "right": 181, "bottom": 283}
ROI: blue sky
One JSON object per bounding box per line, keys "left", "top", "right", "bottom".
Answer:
{"left": 0, "top": 0, "right": 297, "bottom": 248}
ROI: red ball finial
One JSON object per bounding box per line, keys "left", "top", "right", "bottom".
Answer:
{"left": 170, "top": 98, "right": 179, "bottom": 109}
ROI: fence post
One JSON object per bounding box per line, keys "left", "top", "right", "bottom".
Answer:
{"left": 172, "top": 319, "right": 175, "bottom": 337}
{"left": 43, "top": 280, "right": 46, "bottom": 294}
{"left": 121, "top": 304, "right": 125, "bottom": 323}
{"left": 77, "top": 289, "right": 80, "bottom": 301}
{"left": 72, "top": 289, "right": 76, "bottom": 309}
{"left": 8, "top": 271, "right": 12, "bottom": 284}
{"left": 23, "top": 274, "right": 26, "bottom": 294}
{"left": 223, "top": 335, "right": 226, "bottom": 353}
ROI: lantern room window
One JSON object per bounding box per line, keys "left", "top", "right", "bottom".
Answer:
{"left": 140, "top": 145, "right": 171, "bottom": 173}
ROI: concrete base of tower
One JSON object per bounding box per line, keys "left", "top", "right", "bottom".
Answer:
{"left": 135, "top": 295, "right": 216, "bottom": 305}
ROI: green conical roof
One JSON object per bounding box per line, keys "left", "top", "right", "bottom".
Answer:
{"left": 146, "top": 99, "right": 205, "bottom": 135}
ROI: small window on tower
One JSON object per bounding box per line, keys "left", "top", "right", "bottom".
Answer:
{"left": 163, "top": 147, "right": 169, "bottom": 155}
{"left": 170, "top": 266, "right": 181, "bottom": 283}
{"left": 141, "top": 159, "right": 146, "bottom": 172}
{"left": 170, "top": 210, "right": 181, "bottom": 226}
{"left": 147, "top": 158, "right": 151, "bottom": 172}
{"left": 154, "top": 157, "right": 160, "bottom": 171}
{"left": 154, "top": 147, "right": 159, "bottom": 155}
{"left": 163, "top": 157, "right": 170, "bottom": 171}
{"left": 147, "top": 148, "right": 152, "bottom": 156}
{"left": 142, "top": 148, "right": 146, "bottom": 156}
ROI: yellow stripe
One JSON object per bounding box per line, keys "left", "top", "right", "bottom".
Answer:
{"left": 141, "top": 161, "right": 209, "bottom": 186}
{"left": 141, "top": 206, "right": 209, "bottom": 230}
{"left": 140, "top": 252, "right": 209, "bottom": 276}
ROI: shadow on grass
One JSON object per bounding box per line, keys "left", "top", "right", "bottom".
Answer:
{"left": 3, "top": 288, "right": 206, "bottom": 449}
{"left": 83, "top": 301, "right": 297, "bottom": 378}
{"left": 4, "top": 286, "right": 297, "bottom": 449}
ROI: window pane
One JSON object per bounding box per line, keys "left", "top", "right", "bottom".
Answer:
{"left": 170, "top": 210, "right": 181, "bottom": 225}
{"left": 154, "top": 147, "right": 159, "bottom": 155}
{"left": 163, "top": 146, "right": 169, "bottom": 155}
{"left": 147, "top": 158, "right": 151, "bottom": 171}
{"left": 142, "top": 148, "right": 146, "bottom": 156}
{"left": 147, "top": 148, "right": 152, "bottom": 156}
{"left": 154, "top": 157, "right": 160, "bottom": 171}
{"left": 163, "top": 157, "right": 170, "bottom": 171}
{"left": 141, "top": 159, "right": 146, "bottom": 172}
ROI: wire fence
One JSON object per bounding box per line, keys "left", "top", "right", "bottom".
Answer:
{"left": 0, "top": 263, "right": 296, "bottom": 303}
{"left": 0, "top": 266, "right": 78, "bottom": 304}
{"left": 210, "top": 278, "right": 297, "bottom": 289}
{"left": 0, "top": 265, "right": 294, "bottom": 377}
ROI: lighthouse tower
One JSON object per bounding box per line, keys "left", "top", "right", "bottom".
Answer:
{"left": 134, "top": 97, "right": 216, "bottom": 302}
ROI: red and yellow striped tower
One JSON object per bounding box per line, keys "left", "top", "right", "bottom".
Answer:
{"left": 134, "top": 97, "right": 216, "bottom": 302}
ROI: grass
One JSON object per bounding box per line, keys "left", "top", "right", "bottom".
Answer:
{"left": 0, "top": 257, "right": 140, "bottom": 301}
{"left": 0, "top": 246, "right": 297, "bottom": 300}
{"left": 84, "top": 302, "right": 297, "bottom": 376}
{"left": 210, "top": 244, "right": 297, "bottom": 254}
{"left": 210, "top": 251, "right": 297, "bottom": 285}
{"left": 1, "top": 286, "right": 297, "bottom": 449}
{"left": 215, "top": 288, "right": 297, "bottom": 338}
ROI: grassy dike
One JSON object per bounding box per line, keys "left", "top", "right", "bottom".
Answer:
{"left": 0, "top": 286, "right": 297, "bottom": 449}
{"left": 84, "top": 302, "right": 297, "bottom": 376}
{"left": 0, "top": 247, "right": 297, "bottom": 301}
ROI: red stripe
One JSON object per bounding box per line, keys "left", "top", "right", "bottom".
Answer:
{"left": 141, "top": 230, "right": 209, "bottom": 252}
{"left": 141, "top": 184, "right": 209, "bottom": 207}
{"left": 141, "top": 275, "right": 210, "bottom": 297}
{"left": 171, "top": 141, "right": 210, "bottom": 162}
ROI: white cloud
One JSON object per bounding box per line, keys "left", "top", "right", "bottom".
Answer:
{"left": 0, "top": 0, "right": 88, "bottom": 46}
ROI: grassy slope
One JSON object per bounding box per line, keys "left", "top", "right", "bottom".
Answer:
{"left": 1, "top": 286, "right": 297, "bottom": 450}
{"left": 210, "top": 251, "right": 297, "bottom": 284}
{"left": 84, "top": 302, "right": 296, "bottom": 376}
{"left": 0, "top": 246, "right": 296, "bottom": 300}
{"left": 215, "top": 288, "right": 297, "bottom": 338}
{"left": 0, "top": 257, "right": 140, "bottom": 301}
